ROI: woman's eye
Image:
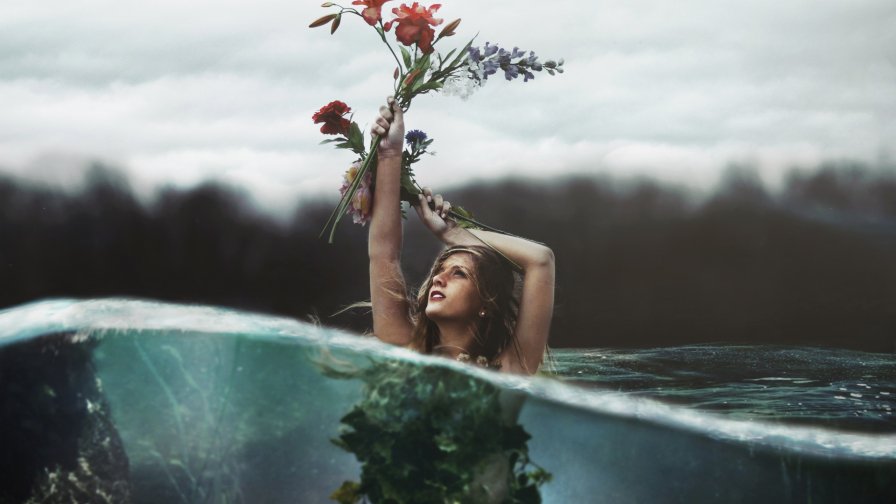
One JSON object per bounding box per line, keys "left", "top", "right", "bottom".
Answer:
{"left": 453, "top": 270, "right": 466, "bottom": 278}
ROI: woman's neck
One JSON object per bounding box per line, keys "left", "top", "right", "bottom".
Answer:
{"left": 433, "top": 322, "right": 478, "bottom": 358}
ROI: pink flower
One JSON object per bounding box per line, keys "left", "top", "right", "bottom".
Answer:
{"left": 385, "top": 3, "right": 443, "bottom": 54}
{"left": 340, "top": 161, "right": 374, "bottom": 225}
{"left": 352, "top": 185, "right": 373, "bottom": 225}
{"left": 352, "top": 0, "right": 392, "bottom": 26}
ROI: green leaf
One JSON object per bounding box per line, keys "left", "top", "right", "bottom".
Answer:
{"left": 399, "top": 168, "right": 419, "bottom": 202}
{"left": 414, "top": 53, "right": 431, "bottom": 73}
{"left": 320, "top": 137, "right": 347, "bottom": 145}
{"left": 321, "top": 137, "right": 380, "bottom": 242}
{"left": 451, "top": 205, "right": 474, "bottom": 220}
{"left": 330, "top": 481, "right": 362, "bottom": 504}
{"left": 442, "top": 49, "right": 457, "bottom": 67}
{"left": 412, "top": 81, "right": 443, "bottom": 94}
{"left": 399, "top": 46, "right": 412, "bottom": 69}
{"left": 348, "top": 121, "right": 364, "bottom": 152}
{"left": 449, "top": 38, "right": 474, "bottom": 68}
{"left": 322, "top": 356, "right": 552, "bottom": 502}
{"left": 435, "top": 434, "right": 458, "bottom": 453}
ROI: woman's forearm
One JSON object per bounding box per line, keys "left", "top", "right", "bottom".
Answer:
{"left": 366, "top": 99, "right": 415, "bottom": 345}
{"left": 440, "top": 226, "right": 554, "bottom": 271}
{"left": 368, "top": 153, "right": 403, "bottom": 261}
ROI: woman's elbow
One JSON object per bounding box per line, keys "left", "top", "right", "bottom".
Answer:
{"left": 532, "top": 245, "right": 555, "bottom": 269}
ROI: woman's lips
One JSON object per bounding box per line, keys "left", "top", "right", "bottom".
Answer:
{"left": 430, "top": 290, "right": 445, "bottom": 301}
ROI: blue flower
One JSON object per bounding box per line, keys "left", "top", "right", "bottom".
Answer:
{"left": 482, "top": 59, "right": 500, "bottom": 77}
{"left": 468, "top": 46, "right": 481, "bottom": 62}
{"left": 405, "top": 129, "right": 428, "bottom": 144}
{"left": 466, "top": 43, "right": 561, "bottom": 85}
{"left": 503, "top": 65, "right": 520, "bottom": 81}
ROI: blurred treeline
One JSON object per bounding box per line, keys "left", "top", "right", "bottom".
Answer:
{"left": 1, "top": 161, "right": 895, "bottom": 351}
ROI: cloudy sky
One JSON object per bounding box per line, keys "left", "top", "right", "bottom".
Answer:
{"left": 2, "top": 0, "right": 894, "bottom": 214}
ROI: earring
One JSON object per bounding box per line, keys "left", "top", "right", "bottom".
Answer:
{"left": 478, "top": 310, "right": 487, "bottom": 318}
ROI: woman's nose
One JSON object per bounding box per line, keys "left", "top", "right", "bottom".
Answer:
{"left": 433, "top": 273, "right": 445, "bottom": 286}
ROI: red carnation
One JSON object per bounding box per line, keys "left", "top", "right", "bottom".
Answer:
{"left": 352, "top": 0, "right": 392, "bottom": 26}
{"left": 312, "top": 100, "right": 352, "bottom": 136}
{"left": 385, "top": 2, "right": 443, "bottom": 54}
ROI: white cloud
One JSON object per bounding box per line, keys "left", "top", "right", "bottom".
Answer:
{"left": 1, "top": 0, "right": 893, "bottom": 215}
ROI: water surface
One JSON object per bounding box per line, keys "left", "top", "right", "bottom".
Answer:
{"left": 1, "top": 299, "right": 894, "bottom": 503}
{"left": 551, "top": 346, "right": 896, "bottom": 433}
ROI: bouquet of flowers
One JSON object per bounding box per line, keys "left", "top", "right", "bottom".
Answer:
{"left": 310, "top": 1, "right": 564, "bottom": 242}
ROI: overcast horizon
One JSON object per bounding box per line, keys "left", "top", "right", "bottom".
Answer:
{"left": 2, "top": 0, "right": 894, "bottom": 215}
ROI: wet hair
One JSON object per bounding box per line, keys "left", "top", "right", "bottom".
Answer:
{"left": 409, "top": 245, "right": 522, "bottom": 365}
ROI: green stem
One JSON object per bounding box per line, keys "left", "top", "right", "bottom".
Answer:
{"left": 406, "top": 180, "right": 532, "bottom": 272}
{"left": 321, "top": 136, "right": 382, "bottom": 242}
{"left": 377, "top": 20, "right": 404, "bottom": 75}
{"left": 444, "top": 210, "right": 529, "bottom": 273}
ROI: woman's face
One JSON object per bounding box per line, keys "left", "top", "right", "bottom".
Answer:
{"left": 425, "top": 253, "right": 482, "bottom": 323}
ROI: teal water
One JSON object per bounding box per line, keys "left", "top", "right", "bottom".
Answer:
{"left": 1, "top": 299, "right": 894, "bottom": 503}
{"left": 551, "top": 347, "right": 896, "bottom": 433}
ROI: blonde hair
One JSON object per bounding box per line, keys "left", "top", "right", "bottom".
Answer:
{"left": 409, "top": 245, "right": 524, "bottom": 366}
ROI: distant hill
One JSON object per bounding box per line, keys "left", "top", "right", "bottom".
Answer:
{"left": 1, "top": 161, "right": 894, "bottom": 351}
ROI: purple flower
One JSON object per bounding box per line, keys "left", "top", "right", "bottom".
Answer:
{"left": 468, "top": 46, "right": 481, "bottom": 61}
{"left": 405, "top": 129, "right": 428, "bottom": 144}
{"left": 503, "top": 65, "right": 519, "bottom": 81}
{"left": 466, "top": 42, "right": 561, "bottom": 85}
{"left": 482, "top": 59, "right": 499, "bottom": 77}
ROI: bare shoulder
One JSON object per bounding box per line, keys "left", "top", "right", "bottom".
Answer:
{"left": 498, "top": 348, "right": 541, "bottom": 375}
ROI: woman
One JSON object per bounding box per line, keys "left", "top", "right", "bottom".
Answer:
{"left": 368, "top": 97, "right": 555, "bottom": 375}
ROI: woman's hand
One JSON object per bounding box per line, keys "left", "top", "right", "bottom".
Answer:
{"left": 371, "top": 96, "right": 404, "bottom": 159}
{"left": 413, "top": 187, "right": 457, "bottom": 239}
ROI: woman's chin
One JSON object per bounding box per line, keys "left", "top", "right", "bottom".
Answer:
{"left": 425, "top": 309, "right": 476, "bottom": 325}
{"left": 425, "top": 306, "right": 454, "bottom": 323}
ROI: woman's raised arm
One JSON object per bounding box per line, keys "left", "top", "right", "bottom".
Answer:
{"left": 368, "top": 98, "right": 414, "bottom": 346}
{"left": 413, "top": 189, "right": 555, "bottom": 374}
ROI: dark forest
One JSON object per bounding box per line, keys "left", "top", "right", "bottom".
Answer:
{"left": 1, "top": 161, "right": 894, "bottom": 351}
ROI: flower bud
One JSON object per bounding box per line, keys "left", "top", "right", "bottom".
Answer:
{"left": 394, "top": 67, "right": 400, "bottom": 80}
{"left": 331, "top": 14, "right": 341, "bottom": 34}
{"left": 403, "top": 69, "right": 421, "bottom": 86}
{"left": 309, "top": 13, "right": 338, "bottom": 28}
{"left": 438, "top": 18, "right": 461, "bottom": 39}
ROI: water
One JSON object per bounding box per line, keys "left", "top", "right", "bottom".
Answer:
{"left": 550, "top": 347, "right": 896, "bottom": 433}
{"left": 1, "top": 299, "right": 894, "bottom": 503}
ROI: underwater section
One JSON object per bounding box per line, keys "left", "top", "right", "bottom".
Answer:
{"left": 1, "top": 299, "right": 895, "bottom": 503}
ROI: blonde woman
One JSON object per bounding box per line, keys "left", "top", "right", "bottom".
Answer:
{"left": 368, "top": 97, "right": 555, "bottom": 375}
